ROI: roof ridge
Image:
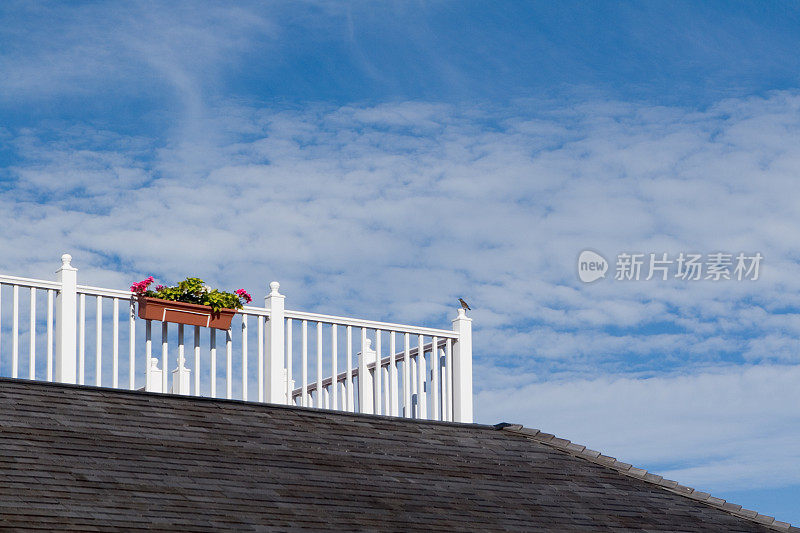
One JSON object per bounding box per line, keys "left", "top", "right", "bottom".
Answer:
{"left": 495, "top": 422, "right": 798, "bottom": 532}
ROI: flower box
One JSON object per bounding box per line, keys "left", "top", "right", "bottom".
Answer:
{"left": 137, "top": 296, "right": 237, "bottom": 330}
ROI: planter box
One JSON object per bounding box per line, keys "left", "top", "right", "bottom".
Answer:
{"left": 137, "top": 297, "right": 236, "bottom": 330}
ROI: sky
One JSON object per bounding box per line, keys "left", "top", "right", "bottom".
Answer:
{"left": 2, "top": 0, "right": 800, "bottom": 524}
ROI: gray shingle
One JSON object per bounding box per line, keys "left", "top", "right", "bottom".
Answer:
{"left": 0, "top": 378, "right": 791, "bottom": 532}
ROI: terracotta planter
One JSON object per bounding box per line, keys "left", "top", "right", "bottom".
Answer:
{"left": 137, "top": 297, "right": 237, "bottom": 330}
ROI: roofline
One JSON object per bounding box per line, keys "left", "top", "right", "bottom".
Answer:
{"left": 495, "top": 422, "right": 798, "bottom": 532}
{"left": 0, "top": 377, "right": 494, "bottom": 432}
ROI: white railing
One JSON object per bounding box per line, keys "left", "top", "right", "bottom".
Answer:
{"left": 0, "top": 254, "right": 473, "bottom": 422}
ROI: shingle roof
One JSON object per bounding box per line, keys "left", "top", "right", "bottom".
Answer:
{"left": 0, "top": 377, "right": 793, "bottom": 532}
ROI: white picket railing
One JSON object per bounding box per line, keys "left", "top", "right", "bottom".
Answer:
{"left": 0, "top": 254, "right": 473, "bottom": 422}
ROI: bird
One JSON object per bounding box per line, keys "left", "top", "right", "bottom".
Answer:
{"left": 458, "top": 298, "right": 471, "bottom": 311}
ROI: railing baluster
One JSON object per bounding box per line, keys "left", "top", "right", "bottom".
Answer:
{"left": 403, "top": 333, "right": 411, "bottom": 418}
{"left": 177, "top": 324, "right": 185, "bottom": 393}
{"left": 47, "top": 290, "right": 54, "bottom": 382}
{"left": 445, "top": 338, "right": 453, "bottom": 422}
{"left": 410, "top": 350, "right": 417, "bottom": 418}
{"left": 193, "top": 326, "right": 200, "bottom": 395}
{"left": 285, "top": 318, "right": 292, "bottom": 405}
{"left": 173, "top": 323, "right": 190, "bottom": 395}
{"left": 316, "top": 322, "right": 323, "bottom": 408}
{"left": 330, "top": 325, "right": 337, "bottom": 410}
{"left": 257, "top": 315, "right": 264, "bottom": 402}
{"left": 241, "top": 315, "right": 248, "bottom": 401}
{"left": 0, "top": 286, "right": 3, "bottom": 372}
{"left": 226, "top": 328, "right": 232, "bottom": 400}
{"left": 359, "top": 327, "right": 368, "bottom": 413}
{"left": 436, "top": 348, "right": 448, "bottom": 422}
{"left": 389, "top": 332, "right": 398, "bottom": 416}
{"left": 112, "top": 298, "right": 119, "bottom": 388}
{"left": 417, "top": 334, "right": 426, "bottom": 419}
{"left": 129, "top": 300, "right": 135, "bottom": 390}
{"left": 431, "top": 336, "right": 439, "bottom": 420}
{"left": 145, "top": 319, "right": 152, "bottom": 388}
{"left": 301, "top": 320, "right": 308, "bottom": 407}
{"left": 79, "top": 293, "right": 85, "bottom": 385}
{"left": 11, "top": 285, "right": 18, "bottom": 378}
{"left": 210, "top": 329, "right": 216, "bottom": 398}
{"left": 161, "top": 322, "right": 168, "bottom": 394}
{"left": 375, "top": 329, "right": 382, "bottom": 415}
{"left": 346, "top": 325, "right": 353, "bottom": 412}
{"left": 383, "top": 366, "right": 390, "bottom": 415}
{"left": 96, "top": 297, "right": 102, "bottom": 386}
{"left": 29, "top": 288, "right": 36, "bottom": 380}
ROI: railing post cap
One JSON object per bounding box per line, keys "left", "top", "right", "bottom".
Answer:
{"left": 268, "top": 281, "right": 283, "bottom": 296}
{"left": 57, "top": 253, "right": 77, "bottom": 272}
{"left": 453, "top": 307, "right": 472, "bottom": 323}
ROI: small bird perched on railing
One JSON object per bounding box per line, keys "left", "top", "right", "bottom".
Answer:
{"left": 458, "top": 298, "right": 471, "bottom": 311}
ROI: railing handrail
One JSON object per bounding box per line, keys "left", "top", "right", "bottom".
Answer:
{"left": 291, "top": 338, "right": 448, "bottom": 397}
{"left": 284, "top": 309, "right": 458, "bottom": 338}
{"left": 0, "top": 274, "right": 61, "bottom": 291}
{"left": 0, "top": 275, "right": 455, "bottom": 341}
{"left": 77, "top": 284, "right": 135, "bottom": 299}
{"left": 6, "top": 277, "right": 454, "bottom": 339}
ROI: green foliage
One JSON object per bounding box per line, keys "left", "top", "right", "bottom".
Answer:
{"left": 143, "top": 277, "right": 245, "bottom": 313}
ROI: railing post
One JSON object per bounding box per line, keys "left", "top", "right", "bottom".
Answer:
{"left": 451, "top": 308, "right": 473, "bottom": 423}
{"left": 55, "top": 254, "right": 77, "bottom": 384}
{"left": 265, "top": 281, "right": 286, "bottom": 404}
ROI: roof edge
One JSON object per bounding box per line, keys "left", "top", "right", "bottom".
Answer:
{"left": 0, "top": 377, "right": 495, "bottom": 431}
{"left": 495, "top": 422, "right": 798, "bottom": 533}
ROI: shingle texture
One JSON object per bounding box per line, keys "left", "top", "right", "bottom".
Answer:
{"left": 0, "top": 378, "right": 791, "bottom": 532}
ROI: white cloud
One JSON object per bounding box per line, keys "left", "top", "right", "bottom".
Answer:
{"left": 3, "top": 94, "right": 800, "bottom": 362}
{"left": 475, "top": 363, "right": 800, "bottom": 492}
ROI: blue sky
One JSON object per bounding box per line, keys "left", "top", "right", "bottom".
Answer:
{"left": 2, "top": 1, "right": 800, "bottom": 525}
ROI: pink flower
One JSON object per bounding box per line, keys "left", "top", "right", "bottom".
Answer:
{"left": 155, "top": 285, "right": 165, "bottom": 291}
{"left": 130, "top": 276, "right": 155, "bottom": 295}
{"left": 235, "top": 289, "right": 252, "bottom": 304}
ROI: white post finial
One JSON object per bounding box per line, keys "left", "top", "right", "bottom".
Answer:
{"left": 172, "top": 358, "right": 190, "bottom": 395}
{"left": 358, "top": 336, "right": 377, "bottom": 414}
{"left": 282, "top": 368, "right": 295, "bottom": 404}
{"left": 452, "top": 307, "right": 473, "bottom": 423}
{"left": 146, "top": 357, "right": 164, "bottom": 393}
{"left": 265, "top": 281, "right": 286, "bottom": 404}
{"left": 55, "top": 253, "right": 78, "bottom": 384}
